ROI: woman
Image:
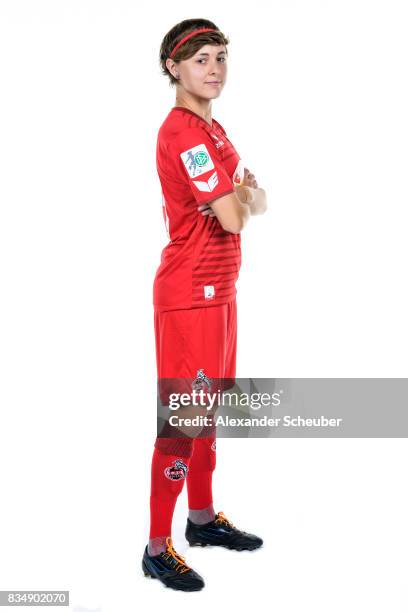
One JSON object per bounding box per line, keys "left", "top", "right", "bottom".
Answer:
{"left": 142, "top": 18, "right": 267, "bottom": 592}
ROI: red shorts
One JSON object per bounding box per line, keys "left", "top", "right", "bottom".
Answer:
{"left": 154, "top": 298, "right": 237, "bottom": 381}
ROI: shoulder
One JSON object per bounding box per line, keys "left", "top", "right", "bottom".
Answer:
{"left": 171, "top": 127, "right": 217, "bottom": 157}
{"left": 159, "top": 109, "right": 214, "bottom": 146}
{"left": 163, "top": 132, "right": 219, "bottom": 166}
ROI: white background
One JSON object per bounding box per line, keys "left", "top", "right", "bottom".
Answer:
{"left": 0, "top": 1, "right": 407, "bottom": 610}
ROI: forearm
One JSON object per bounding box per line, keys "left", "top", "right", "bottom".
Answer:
{"left": 235, "top": 185, "right": 267, "bottom": 215}
{"left": 237, "top": 196, "right": 251, "bottom": 230}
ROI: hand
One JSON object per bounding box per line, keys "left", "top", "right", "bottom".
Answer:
{"left": 197, "top": 203, "right": 216, "bottom": 217}
{"left": 242, "top": 167, "right": 258, "bottom": 189}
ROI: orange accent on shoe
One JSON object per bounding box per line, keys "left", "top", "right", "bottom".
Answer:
{"left": 215, "top": 511, "right": 235, "bottom": 528}
{"left": 161, "top": 537, "right": 191, "bottom": 574}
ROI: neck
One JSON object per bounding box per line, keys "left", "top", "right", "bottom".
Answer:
{"left": 174, "top": 91, "right": 213, "bottom": 126}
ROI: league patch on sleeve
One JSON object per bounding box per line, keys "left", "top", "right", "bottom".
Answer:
{"left": 180, "top": 143, "right": 215, "bottom": 178}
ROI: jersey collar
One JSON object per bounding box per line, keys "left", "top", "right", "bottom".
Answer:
{"left": 172, "top": 106, "right": 214, "bottom": 129}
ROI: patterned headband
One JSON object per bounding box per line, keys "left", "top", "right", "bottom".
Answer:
{"left": 169, "top": 28, "right": 218, "bottom": 59}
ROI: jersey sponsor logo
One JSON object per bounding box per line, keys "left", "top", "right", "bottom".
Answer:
{"left": 192, "top": 171, "right": 219, "bottom": 193}
{"left": 180, "top": 143, "right": 215, "bottom": 178}
{"left": 164, "top": 459, "right": 188, "bottom": 481}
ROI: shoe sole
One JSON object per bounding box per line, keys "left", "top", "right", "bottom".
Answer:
{"left": 187, "top": 540, "right": 262, "bottom": 551}
{"left": 142, "top": 559, "right": 204, "bottom": 591}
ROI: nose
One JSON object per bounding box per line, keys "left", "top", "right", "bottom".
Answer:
{"left": 209, "top": 58, "right": 221, "bottom": 76}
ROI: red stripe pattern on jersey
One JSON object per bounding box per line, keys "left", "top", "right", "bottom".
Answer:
{"left": 154, "top": 107, "right": 244, "bottom": 312}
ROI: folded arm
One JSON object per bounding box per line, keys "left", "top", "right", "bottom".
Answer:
{"left": 198, "top": 167, "right": 268, "bottom": 233}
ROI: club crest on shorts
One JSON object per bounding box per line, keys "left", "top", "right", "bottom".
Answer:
{"left": 192, "top": 368, "right": 212, "bottom": 392}
{"left": 164, "top": 459, "right": 188, "bottom": 481}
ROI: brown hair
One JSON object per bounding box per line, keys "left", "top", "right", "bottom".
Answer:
{"left": 159, "top": 18, "right": 230, "bottom": 87}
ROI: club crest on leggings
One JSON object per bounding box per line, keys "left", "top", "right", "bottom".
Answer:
{"left": 164, "top": 459, "right": 188, "bottom": 481}
{"left": 192, "top": 368, "right": 212, "bottom": 392}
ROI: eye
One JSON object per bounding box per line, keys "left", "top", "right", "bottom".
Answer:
{"left": 196, "top": 57, "right": 227, "bottom": 64}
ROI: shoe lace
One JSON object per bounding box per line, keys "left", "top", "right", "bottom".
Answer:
{"left": 161, "top": 537, "right": 190, "bottom": 574}
{"left": 215, "top": 511, "right": 235, "bottom": 528}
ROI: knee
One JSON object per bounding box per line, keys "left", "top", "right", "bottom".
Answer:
{"left": 154, "top": 436, "right": 194, "bottom": 459}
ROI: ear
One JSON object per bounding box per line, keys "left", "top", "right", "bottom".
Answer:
{"left": 166, "top": 58, "right": 178, "bottom": 79}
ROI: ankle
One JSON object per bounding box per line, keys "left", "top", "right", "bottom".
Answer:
{"left": 188, "top": 504, "right": 216, "bottom": 525}
{"left": 148, "top": 536, "right": 169, "bottom": 556}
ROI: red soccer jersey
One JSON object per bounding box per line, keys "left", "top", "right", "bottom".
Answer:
{"left": 153, "top": 106, "right": 244, "bottom": 312}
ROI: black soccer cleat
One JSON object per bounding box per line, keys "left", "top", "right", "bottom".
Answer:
{"left": 142, "top": 536, "right": 205, "bottom": 591}
{"left": 185, "top": 511, "right": 263, "bottom": 551}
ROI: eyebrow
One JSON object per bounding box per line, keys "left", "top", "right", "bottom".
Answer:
{"left": 196, "top": 51, "right": 227, "bottom": 57}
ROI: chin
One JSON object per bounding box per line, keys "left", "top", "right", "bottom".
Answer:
{"left": 202, "top": 90, "right": 223, "bottom": 101}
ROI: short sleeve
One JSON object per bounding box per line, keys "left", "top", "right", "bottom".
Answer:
{"left": 169, "top": 127, "right": 235, "bottom": 205}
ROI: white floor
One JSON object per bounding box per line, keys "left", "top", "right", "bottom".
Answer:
{"left": 125, "top": 438, "right": 407, "bottom": 611}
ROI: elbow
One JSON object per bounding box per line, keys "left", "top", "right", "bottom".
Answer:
{"left": 259, "top": 200, "right": 268, "bottom": 215}
{"left": 260, "top": 189, "right": 268, "bottom": 213}
{"left": 255, "top": 188, "right": 268, "bottom": 215}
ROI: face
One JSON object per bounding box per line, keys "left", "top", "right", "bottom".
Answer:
{"left": 169, "top": 44, "right": 227, "bottom": 100}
